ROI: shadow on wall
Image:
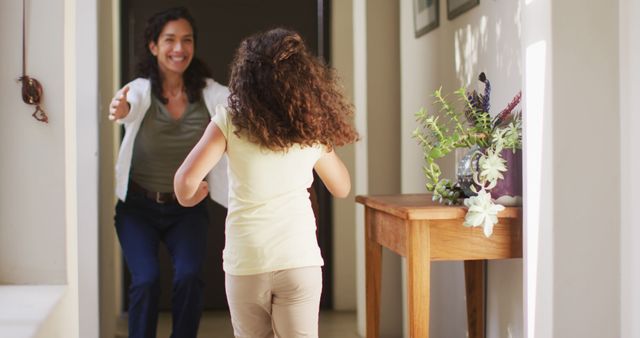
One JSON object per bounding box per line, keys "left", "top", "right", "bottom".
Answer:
{"left": 453, "top": 0, "right": 522, "bottom": 86}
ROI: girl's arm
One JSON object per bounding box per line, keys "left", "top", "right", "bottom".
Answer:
{"left": 174, "top": 121, "right": 227, "bottom": 207}
{"left": 314, "top": 149, "right": 351, "bottom": 198}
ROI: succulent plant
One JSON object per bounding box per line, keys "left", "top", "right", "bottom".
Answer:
{"left": 413, "top": 73, "right": 522, "bottom": 214}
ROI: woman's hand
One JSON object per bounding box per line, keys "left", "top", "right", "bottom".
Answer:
{"left": 109, "top": 86, "right": 130, "bottom": 121}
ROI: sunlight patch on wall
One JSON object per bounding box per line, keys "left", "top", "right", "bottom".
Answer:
{"left": 524, "top": 39, "right": 546, "bottom": 338}
{"left": 454, "top": 24, "right": 480, "bottom": 85}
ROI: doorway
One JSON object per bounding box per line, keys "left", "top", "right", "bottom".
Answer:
{"left": 119, "top": 0, "right": 333, "bottom": 311}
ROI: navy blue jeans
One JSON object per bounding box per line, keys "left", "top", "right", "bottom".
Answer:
{"left": 115, "top": 190, "right": 209, "bottom": 338}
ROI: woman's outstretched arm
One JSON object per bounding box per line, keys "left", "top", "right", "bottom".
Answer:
{"left": 174, "top": 121, "right": 227, "bottom": 207}
{"left": 314, "top": 149, "right": 351, "bottom": 198}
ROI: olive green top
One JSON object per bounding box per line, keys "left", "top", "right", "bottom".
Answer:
{"left": 130, "top": 95, "right": 210, "bottom": 193}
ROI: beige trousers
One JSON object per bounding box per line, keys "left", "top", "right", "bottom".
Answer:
{"left": 225, "top": 266, "right": 323, "bottom": 338}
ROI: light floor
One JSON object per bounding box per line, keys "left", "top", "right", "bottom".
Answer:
{"left": 117, "top": 310, "right": 360, "bottom": 338}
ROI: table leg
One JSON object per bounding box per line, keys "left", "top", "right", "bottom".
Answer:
{"left": 406, "top": 221, "right": 431, "bottom": 338}
{"left": 464, "top": 260, "right": 486, "bottom": 338}
{"left": 365, "top": 210, "right": 382, "bottom": 338}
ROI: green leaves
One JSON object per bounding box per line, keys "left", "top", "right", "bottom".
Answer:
{"left": 413, "top": 75, "right": 523, "bottom": 236}
{"left": 413, "top": 87, "right": 482, "bottom": 204}
{"left": 428, "top": 148, "right": 445, "bottom": 159}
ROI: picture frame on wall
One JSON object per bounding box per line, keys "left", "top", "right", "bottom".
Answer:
{"left": 413, "top": 0, "right": 439, "bottom": 38}
{"left": 447, "top": 0, "right": 479, "bottom": 20}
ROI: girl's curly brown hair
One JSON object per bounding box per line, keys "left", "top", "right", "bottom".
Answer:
{"left": 228, "top": 28, "right": 359, "bottom": 151}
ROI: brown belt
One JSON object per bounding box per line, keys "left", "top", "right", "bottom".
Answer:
{"left": 129, "top": 181, "right": 177, "bottom": 204}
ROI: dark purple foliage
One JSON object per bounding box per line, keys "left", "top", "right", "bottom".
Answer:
{"left": 464, "top": 72, "right": 491, "bottom": 124}
{"left": 492, "top": 91, "right": 521, "bottom": 128}
{"left": 479, "top": 72, "right": 491, "bottom": 113}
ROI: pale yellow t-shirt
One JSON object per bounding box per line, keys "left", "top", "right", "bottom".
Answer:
{"left": 212, "top": 105, "right": 325, "bottom": 276}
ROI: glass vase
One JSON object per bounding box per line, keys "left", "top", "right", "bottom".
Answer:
{"left": 456, "top": 147, "right": 523, "bottom": 206}
{"left": 456, "top": 146, "right": 481, "bottom": 198}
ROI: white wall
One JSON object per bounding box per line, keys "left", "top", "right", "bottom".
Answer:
{"left": 352, "top": 0, "right": 627, "bottom": 336}
{"left": 75, "top": 0, "right": 100, "bottom": 336}
{"left": 62, "top": 0, "right": 81, "bottom": 335}
{"left": 521, "top": 0, "right": 554, "bottom": 337}
{"left": 524, "top": 0, "right": 621, "bottom": 337}
{"left": 353, "top": 0, "right": 405, "bottom": 336}
{"left": 550, "top": 0, "right": 620, "bottom": 336}
{"left": 620, "top": 0, "right": 640, "bottom": 337}
{"left": 0, "top": 0, "right": 99, "bottom": 337}
{"left": 0, "top": 0, "right": 67, "bottom": 285}
{"left": 400, "top": 0, "right": 523, "bottom": 337}
{"left": 367, "top": 1, "right": 404, "bottom": 337}
{"left": 331, "top": 0, "right": 358, "bottom": 311}
{"left": 98, "top": 0, "right": 123, "bottom": 336}
{"left": 353, "top": 0, "right": 370, "bottom": 334}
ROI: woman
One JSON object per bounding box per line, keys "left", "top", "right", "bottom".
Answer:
{"left": 108, "top": 7, "right": 228, "bottom": 338}
{"left": 174, "top": 28, "right": 358, "bottom": 338}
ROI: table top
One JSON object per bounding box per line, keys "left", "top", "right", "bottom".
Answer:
{"left": 355, "top": 193, "right": 521, "bottom": 220}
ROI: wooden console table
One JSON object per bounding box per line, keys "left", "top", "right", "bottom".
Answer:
{"left": 356, "top": 194, "right": 522, "bottom": 338}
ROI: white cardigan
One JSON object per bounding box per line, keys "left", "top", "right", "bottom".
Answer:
{"left": 114, "top": 78, "right": 230, "bottom": 207}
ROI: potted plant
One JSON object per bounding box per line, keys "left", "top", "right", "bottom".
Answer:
{"left": 412, "top": 73, "right": 522, "bottom": 236}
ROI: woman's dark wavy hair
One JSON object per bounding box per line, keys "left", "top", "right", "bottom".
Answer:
{"left": 135, "top": 7, "right": 211, "bottom": 104}
{"left": 228, "top": 28, "right": 359, "bottom": 151}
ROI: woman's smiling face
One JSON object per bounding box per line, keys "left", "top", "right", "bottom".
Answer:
{"left": 149, "top": 18, "right": 194, "bottom": 77}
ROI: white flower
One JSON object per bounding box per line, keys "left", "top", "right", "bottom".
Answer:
{"left": 478, "top": 149, "right": 507, "bottom": 184}
{"left": 463, "top": 189, "right": 505, "bottom": 237}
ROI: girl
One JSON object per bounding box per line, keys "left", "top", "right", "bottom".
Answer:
{"left": 174, "top": 28, "right": 358, "bottom": 337}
